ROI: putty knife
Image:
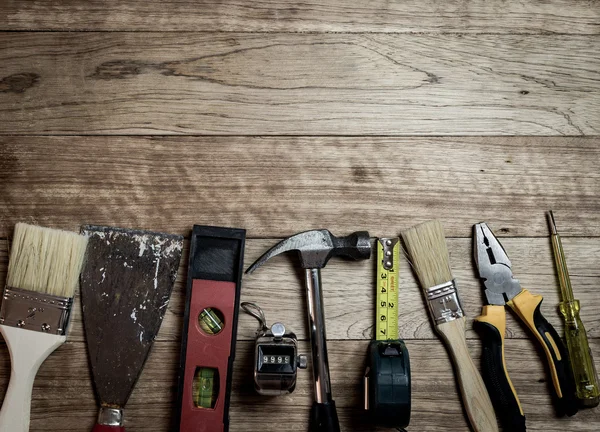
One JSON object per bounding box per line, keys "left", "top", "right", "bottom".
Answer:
{"left": 80, "top": 225, "right": 183, "bottom": 432}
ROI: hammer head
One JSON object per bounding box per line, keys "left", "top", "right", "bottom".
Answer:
{"left": 246, "top": 229, "right": 371, "bottom": 272}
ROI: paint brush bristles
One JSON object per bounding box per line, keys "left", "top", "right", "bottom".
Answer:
{"left": 401, "top": 220, "right": 453, "bottom": 288}
{"left": 7, "top": 223, "right": 88, "bottom": 298}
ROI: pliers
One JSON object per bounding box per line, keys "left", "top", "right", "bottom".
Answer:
{"left": 473, "top": 223, "right": 578, "bottom": 431}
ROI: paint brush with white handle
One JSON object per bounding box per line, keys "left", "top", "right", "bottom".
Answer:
{"left": 0, "top": 223, "right": 88, "bottom": 432}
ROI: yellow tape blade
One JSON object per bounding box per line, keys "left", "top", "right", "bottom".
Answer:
{"left": 376, "top": 238, "right": 399, "bottom": 341}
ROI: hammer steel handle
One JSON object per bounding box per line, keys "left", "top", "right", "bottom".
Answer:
{"left": 306, "top": 268, "right": 340, "bottom": 432}
{"left": 306, "top": 268, "right": 334, "bottom": 404}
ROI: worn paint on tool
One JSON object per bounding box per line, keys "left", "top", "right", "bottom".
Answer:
{"left": 79, "top": 225, "right": 183, "bottom": 407}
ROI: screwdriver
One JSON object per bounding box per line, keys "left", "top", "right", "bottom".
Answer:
{"left": 548, "top": 211, "right": 600, "bottom": 407}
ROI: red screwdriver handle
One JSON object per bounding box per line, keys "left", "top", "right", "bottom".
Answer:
{"left": 92, "top": 424, "right": 125, "bottom": 432}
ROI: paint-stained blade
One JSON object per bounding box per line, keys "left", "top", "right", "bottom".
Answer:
{"left": 80, "top": 225, "right": 183, "bottom": 407}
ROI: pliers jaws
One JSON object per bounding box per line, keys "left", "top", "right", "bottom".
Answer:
{"left": 473, "top": 223, "right": 521, "bottom": 306}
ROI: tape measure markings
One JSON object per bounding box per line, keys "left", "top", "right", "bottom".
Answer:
{"left": 377, "top": 238, "right": 399, "bottom": 341}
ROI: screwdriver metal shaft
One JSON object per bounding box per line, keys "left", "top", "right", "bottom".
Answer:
{"left": 548, "top": 211, "right": 600, "bottom": 407}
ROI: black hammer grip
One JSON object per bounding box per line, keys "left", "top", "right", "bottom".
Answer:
{"left": 310, "top": 401, "right": 340, "bottom": 432}
{"left": 331, "top": 231, "right": 371, "bottom": 261}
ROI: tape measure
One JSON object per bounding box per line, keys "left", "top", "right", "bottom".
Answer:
{"left": 377, "top": 238, "right": 399, "bottom": 341}
{"left": 364, "top": 238, "right": 411, "bottom": 429}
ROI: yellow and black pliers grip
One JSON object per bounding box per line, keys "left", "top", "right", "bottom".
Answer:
{"left": 508, "top": 289, "right": 578, "bottom": 416}
{"left": 474, "top": 222, "right": 579, "bottom": 418}
{"left": 474, "top": 305, "right": 526, "bottom": 432}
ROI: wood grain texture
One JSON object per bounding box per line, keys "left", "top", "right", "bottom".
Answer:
{"left": 0, "top": 339, "right": 599, "bottom": 431}
{"left": 2, "top": 236, "right": 600, "bottom": 343}
{"left": 1, "top": 3, "right": 599, "bottom": 430}
{"left": 1, "top": 136, "right": 600, "bottom": 238}
{"left": 1, "top": 33, "right": 598, "bottom": 135}
{"left": 1, "top": 0, "right": 599, "bottom": 33}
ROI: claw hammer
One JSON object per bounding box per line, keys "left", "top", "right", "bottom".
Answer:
{"left": 247, "top": 229, "right": 371, "bottom": 432}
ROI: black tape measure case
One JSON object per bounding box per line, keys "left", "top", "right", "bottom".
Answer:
{"left": 365, "top": 340, "right": 411, "bottom": 428}
{"left": 364, "top": 238, "right": 411, "bottom": 429}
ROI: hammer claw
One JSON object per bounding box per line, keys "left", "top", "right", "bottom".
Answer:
{"left": 245, "top": 229, "right": 332, "bottom": 273}
{"left": 246, "top": 229, "right": 371, "bottom": 273}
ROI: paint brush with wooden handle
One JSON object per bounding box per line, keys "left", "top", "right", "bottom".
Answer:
{"left": 0, "top": 223, "right": 88, "bottom": 432}
{"left": 401, "top": 220, "right": 498, "bottom": 432}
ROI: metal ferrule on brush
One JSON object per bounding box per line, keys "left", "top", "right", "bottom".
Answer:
{"left": 0, "top": 286, "right": 73, "bottom": 335}
{"left": 425, "top": 279, "right": 464, "bottom": 325}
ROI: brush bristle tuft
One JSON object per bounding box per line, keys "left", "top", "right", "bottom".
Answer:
{"left": 7, "top": 223, "right": 88, "bottom": 297}
{"left": 401, "top": 220, "right": 453, "bottom": 289}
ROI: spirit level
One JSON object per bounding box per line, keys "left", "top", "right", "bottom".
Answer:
{"left": 175, "top": 226, "right": 246, "bottom": 432}
{"left": 364, "top": 238, "right": 411, "bottom": 428}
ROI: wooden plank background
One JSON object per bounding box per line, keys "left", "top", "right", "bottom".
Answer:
{"left": 1, "top": 33, "right": 599, "bottom": 135}
{"left": 1, "top": 0, "right": 599, "bottom": 33}
{"left": 0, "top": 1, "right": 599, "bottom": 431}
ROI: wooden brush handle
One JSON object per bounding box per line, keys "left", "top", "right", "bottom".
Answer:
{"left": 93, "top": 425, "right": 126, "bottom": 432}
{"left": 436, "top": 317, "right": 499, "bottom": 432}
{"left": 0, "top": 325, "right": 66, "bottom": 432}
